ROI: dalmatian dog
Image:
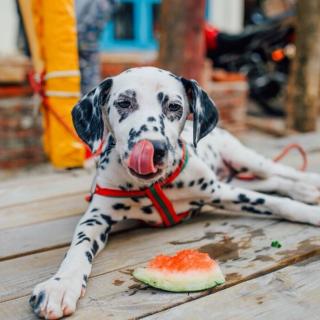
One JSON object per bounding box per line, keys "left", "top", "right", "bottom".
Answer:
{"left": 30, "top": 67, "right": 320, "bottom": 319}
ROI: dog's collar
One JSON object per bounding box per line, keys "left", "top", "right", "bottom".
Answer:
{"left": 88, "top": 140, "right": 190, "bottom": 227}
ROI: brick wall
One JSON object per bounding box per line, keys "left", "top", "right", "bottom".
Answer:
{"left": 0, "top": 97, "right": 46, "bottom": 169}
{"left": 205, "top": 80, "right": 248, "bottom": 134}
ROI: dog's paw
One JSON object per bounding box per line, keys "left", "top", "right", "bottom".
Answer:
{"left": 304, "top": 206, "right": 320, "bottom": 226}
{"left": 304, "top": 172, "right": 320, "bottom": 190}
{"left": 30, "top": 275, "right": 83, "bottom": 319}
{"left": 293, "top": 204, "right": 320, "bottom": 226}
{"left": 287, "top": 182, "right": 320, "bottom": 205}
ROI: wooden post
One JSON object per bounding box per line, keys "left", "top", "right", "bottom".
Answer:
{"left": 286, "top": 1, "right": 320, "bottom": 132}
{"left": 18, "top": 0, "right": 44, "bottom": 74}
{"left": 158, "top": 0, "right": 206, "bottom": 82}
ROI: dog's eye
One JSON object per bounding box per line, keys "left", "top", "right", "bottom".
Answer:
{"left": 117, "top": 100, "right": 131, "bottom": 109}
{"left": 168, "top": 103, "right": 181, "bottom": 112}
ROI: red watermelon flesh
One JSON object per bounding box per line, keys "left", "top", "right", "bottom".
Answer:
{"left": 133, "top": 249, "right": 225, "bottom": 292}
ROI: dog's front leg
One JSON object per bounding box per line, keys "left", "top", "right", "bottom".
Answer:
{"left": 30, "top": 198, "right": 118, "bottom": 319}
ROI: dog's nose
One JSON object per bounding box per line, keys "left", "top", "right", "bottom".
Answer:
{"left": 150, "top": 140, "right": 168, "bottom": 165}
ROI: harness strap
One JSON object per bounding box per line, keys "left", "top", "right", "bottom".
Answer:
{"left": 89, "top": 141, "right": 189, "bottom": 227}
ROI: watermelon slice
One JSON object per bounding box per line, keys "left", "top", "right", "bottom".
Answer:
{"left": 133, "top": 249, "right": 225, "bottom": 292}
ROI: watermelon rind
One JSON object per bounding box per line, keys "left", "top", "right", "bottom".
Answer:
{"left": 133, "top": 265, "right": 225, "bottom": 292}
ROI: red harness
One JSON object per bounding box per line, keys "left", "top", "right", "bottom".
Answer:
{"left": 88, "top": 142, "right": 190, "bottom": 227}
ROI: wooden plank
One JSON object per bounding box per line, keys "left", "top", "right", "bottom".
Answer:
{"left": 0, "top": 214, "right": 270, "bottom": 302}
{"left": 0, "top": 193, "right": 87, "bottom": 230}
{"left": 0, "top": 169, "right": 88, "bottom": 189}
{"left": 1, "top": 215, "right": 320, "bottom": 319}
{"left": 0, "top": 171, "right": 92, "bottom": 209}
{"left": 0, "top": 214, "right": 140, "bottom": 262}
{"left": 145, "top": 257, "right": 320, "bottom": 320}
{"left": 0, "top": 215, "right": 80, "bottom": 261}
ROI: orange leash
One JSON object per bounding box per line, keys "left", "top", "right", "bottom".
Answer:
{"left": 235, "top": 143, "right": 308, "bottom": 181}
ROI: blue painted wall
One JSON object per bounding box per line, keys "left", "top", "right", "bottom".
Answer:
{"left": 100, "top": 0, "right": 160, "bottom": 51}
{"left": 100, "top": 0, "right": 209, "bottom": 52}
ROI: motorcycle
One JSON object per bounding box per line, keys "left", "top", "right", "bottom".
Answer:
{"left": 205, "top": 11, "right": 295, "bottom": 116}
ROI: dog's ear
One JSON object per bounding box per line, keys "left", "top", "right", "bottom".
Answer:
{"left": 72, "top": 78, "right": 113, "bottom": 152}
{"left": 181, "top": 78, "right": 219, "bottom": 148}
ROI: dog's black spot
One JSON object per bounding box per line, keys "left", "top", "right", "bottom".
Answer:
{"left": 91, "top": 240, "right": 99, "bottom": 256}
{"left": 198, "top": 178, "right": 204, "bottom": 184}
{"left": 141, "top": 205, "right": 153, "bottom": 214}
{"left": 76, "top": 237, "right": 91, "bottom": 245}
{"left": 211, "top": 188, "right": 215, "bottom": 193}
{"left": 29, "top": 290, "right": 46, "bottom": 313}
{"left": 201, "top": 182, "right": 208, "bottom": 190}
{"left": 99, "top": 135, "right": 116, "bottom": 167}
{"left": 147, "top": 116, "right": 156, "bottom": 122}
{"left": 209, "top": 180, "right": 214, "bottom": 185}
{"left": 140, "top": 124, "right": 148, "bottom": 132}
{"left": 29, "top": 295, "right": 36, "bottom": 307}
{"left": 80, "top": 218, "right": 102, "bottom": 226}
{"left": 159, "top": 114, "right": 165, "bottom": 136}
{"left": 238, "top": 193, "right": 250, "bottom": 203}
{"left": 189, "top": 200, "right": 204, "bottom": 207}
{"left": 113, "top": 203, "right": 131, "bottom": 210}
{"left": 168, "top": 73, "right": 179, "bottom": 80}
{"left": 128, "top": 127, "right": 142, "bottom": 150}
{"left": 153, "top": 126, "right": 159, "bottom": 132}
{"left": 131, "top": 197, "right": 140, "bottom": 203}
{"left": 33, "top": 291, "right": 46, "bottom": 312}
{"left": 100, "top": 232, "right": 107, "bottom": 243}
{"left": 241, "top": 205, "right": 263, "bottom": 214}
{"left": 116, "top": 89, "right": 138, "bottom": 122}
{"left": 77, "top": 231, "right": 85, "bottom": 238}
{"left": 91, "top": 208, "right": 98, "bottom": 212}
{"left": 100, "top": 214, "right": 115, "bottom": 225}
{"left": 126, "top": 182, "right": 133, "bottom": 189}
{"left": 54, "top": 277, "right": 60, "bottom": 281}
{"left": 264, "top": 210, "right": 272, "bottom": 215}
{"left": 157, "top": 92, "right": 164, "bottom": 104}
{"left": 212, "top": 199, "right": 221, "bottom": 204}
{"left": 176, "top": 181, "right": 184, "bottom": 189}
{"left": 252, "top": 198, "right": 265, "bottom": 205}
{"left": 189, "top": 180, "right": 195, "bottom": 187}
{"left": 85, "top": 251, "right": 93, "bottom": 263}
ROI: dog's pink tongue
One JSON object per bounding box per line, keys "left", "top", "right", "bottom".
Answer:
{"left": 128, "top": 140, "right": 157, "bottom": 175}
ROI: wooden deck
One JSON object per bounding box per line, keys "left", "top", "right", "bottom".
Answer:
{"left": 1, "top": 132, "right": 320, "bottom": 319}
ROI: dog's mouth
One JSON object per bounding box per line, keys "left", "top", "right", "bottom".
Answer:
{"left": 127, "top": 140, "right": 159, "bottom": 176}
{"left": 129, "top": 168, "right": 163, "bottom": 180}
